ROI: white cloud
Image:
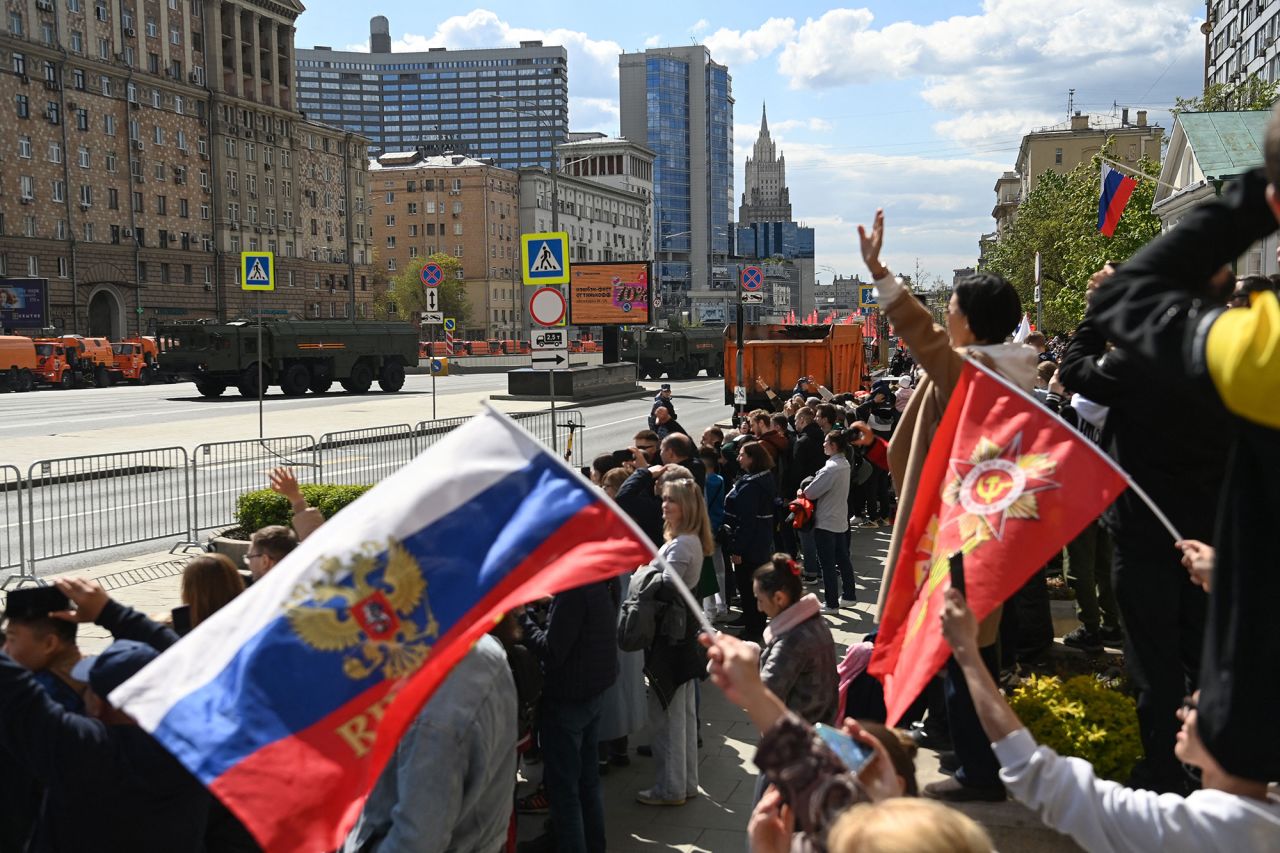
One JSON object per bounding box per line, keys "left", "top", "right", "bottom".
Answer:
{"left": 931, "top": 109, "right": 1059, "bottom": 148}
{"left": 691, "top": 19, "right": 710, "bottom": 34}
{"left": 703, "top": 17, "right": 798, "bottom": 66}
{"left": 644, "top": 34, "right": 663, "bottom": 48}
{"left": 772, "top": 117, "right": 834, "bottom": 133}
{"left": 572, "top": 97, "right": 621, "bottom": 135}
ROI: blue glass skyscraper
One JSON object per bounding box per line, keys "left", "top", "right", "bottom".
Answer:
{"left": 620, "top": 46, "right": 734, "bottom": 322}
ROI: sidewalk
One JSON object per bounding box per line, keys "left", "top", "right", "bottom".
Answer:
{"left": 41, "top": 525, "right": 1083, "bottom": 852}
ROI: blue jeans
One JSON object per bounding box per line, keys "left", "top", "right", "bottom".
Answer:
{"left": 814, "top": 528, "right": 856, "bottom": 607}
{"left": 944, "top": 647, "right": 1003, "bottom": 789}
{"left": 540, "top": 694, "right": 606, "bottom": 853}
{"left": 798, "top": 528, "right": 820, "bottom": 577}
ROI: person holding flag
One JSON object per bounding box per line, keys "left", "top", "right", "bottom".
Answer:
{"left": 855, "top": 209, "right": 1044, "bottom": 802}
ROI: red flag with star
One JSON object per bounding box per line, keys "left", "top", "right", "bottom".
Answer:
{"left": 868, "top": 361, "right": 1128, "bottom": 725}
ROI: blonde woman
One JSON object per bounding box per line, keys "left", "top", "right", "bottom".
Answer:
{"left": 638, "top": 476, "right": 715, "bottom": 807}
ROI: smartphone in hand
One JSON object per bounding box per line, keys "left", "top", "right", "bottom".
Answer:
{"left": 171, "top": 605, "right": 192, "bottom": 637}
{"left": 949, "top": 551, "right": 966, "bottom": 598}
{"left": 814, "top": 723, "right": 874, "bottom": 774}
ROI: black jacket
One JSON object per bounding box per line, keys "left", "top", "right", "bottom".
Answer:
{"left": 724, "top": 471, "right": 777, "bottom": 561}
{"left": 616, "top": 468, "right": 664, "bottom": 546}
{"left": 96, "top": 599, "right": 181, "bottom": 651}
{"left": 1059, "top": 318, "right": 1225, "bottom": 544}
{"left": 1088, "top": 167, "right": 1277, "bottom": 781}
{"left": 519, "top": 580, "right": 620, "bottom": 703}
{"left": 0, "top": 653, "right": 210, "bottom": 853}
{"left": 791, "top": 422, "right": 827, "bottom": 490}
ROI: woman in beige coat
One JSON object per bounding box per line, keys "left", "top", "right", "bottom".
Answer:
{"left": 858, "top": 209, "right": 1037, "bottom": 802}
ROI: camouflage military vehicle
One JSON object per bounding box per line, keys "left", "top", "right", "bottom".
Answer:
{"left": 157, "top": 319, "right": 419, "bottom": 398}
{"left": 619, "top": 327, "right": 725, "bottom": 379}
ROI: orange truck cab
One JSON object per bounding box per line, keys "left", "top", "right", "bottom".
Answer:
{"left": 36, "top": 335, "right": 115, "bottom": 387}
{"left": 109, "top": 336, "right": 159, "bottom": 384}
{"left": 32, "top": 339, "right": 74, "bottom": 387}
{"left": 0, "top": 336, "right": 37, "bottom": 392}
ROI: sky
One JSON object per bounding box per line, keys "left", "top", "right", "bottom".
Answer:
{"left": 295, "top": 0, "right": 1208, "bottom": 285}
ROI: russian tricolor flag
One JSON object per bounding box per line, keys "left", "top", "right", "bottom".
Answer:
{"left": 1098, "top": 163, "right": 1138, "bottom": 238}
{"left": 109, "top": 407, "right": 657, "bottom": 851}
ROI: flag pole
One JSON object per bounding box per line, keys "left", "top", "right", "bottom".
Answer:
{"left": 961, "top": 357, "right": 1184, "bottom": 543}
{"left": 1099, "top": 156, "right": 1180, "bottom": 193}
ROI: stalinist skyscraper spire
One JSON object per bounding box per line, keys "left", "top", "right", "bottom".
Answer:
{"left": 738, "top": 102, "right": 793, "bottom": 224}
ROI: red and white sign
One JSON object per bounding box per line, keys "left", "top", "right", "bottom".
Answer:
{"left": 529, "top": 287, "right": 567, "bottom": 327}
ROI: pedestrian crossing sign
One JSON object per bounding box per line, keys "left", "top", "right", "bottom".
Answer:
{"left": 520, "top": 232, "right": 569, "bottom": 285}
{"left": 241, "top": 251, "right": 274, "bottom": 291}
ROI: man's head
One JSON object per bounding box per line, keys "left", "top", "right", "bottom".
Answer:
{"left": 815, "top": 403, "right": 840, "bottom": 431}
{"left": 247, "top": 525, "right": 298, "bottom": 580}
{"left": 658, "top": 383, "right": 672, "bottom": 398}
{"left": 1025, "top": 331, "right": 1047, "bottom": 353}
{"left": 794, "top": 408, "right": 814, "bottom": 429}
{"left": 1230, "top": 274, "right": 1279, "bottom": 308}
{"left": 700, "top": 426, "right": 723, "bottom": 448}
{"left": 749, "top": 410, "right": 770, "bottom": 436}
{"left": 660, "top": 433, "right": 695, "bottom": 464}
{"left": 71, "top": 639, "right": 158, "bottom": 723}
{"left": 805, "top": 396, "right": 822, "bottom": 410}
{"left": 3, "top": 586, "right": 77, "bottom": 673}
{"left": 769, "top": 413, "right": 788, "bottom": 433}
{"left": 633, "top": 430, "right": 661, "bottom": 464}
{"left": 590, "top": 453, "right": 617, "bottom": 484}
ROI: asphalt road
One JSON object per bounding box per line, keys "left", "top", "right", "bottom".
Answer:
{"left": 0, "top": 373, "right": 734, "bottom": 579}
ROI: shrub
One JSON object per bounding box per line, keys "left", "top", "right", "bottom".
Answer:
{"left": 234, "top": 484, "right": 373, "bottom": 534}
{"left": 1009, "top": 674, "right": 1143, "bottom": 782}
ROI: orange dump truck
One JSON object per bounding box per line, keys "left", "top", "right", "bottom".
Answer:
{"left": 110, "top": 336, "right": 160, "bottom": 384}
{"left": 723, "top": 324, "right": 866, "bottom": 407}
{"left": 0, "top": 336, "right": 37, "bottom": 392}
{"left": 33, "top": 335, "right": 115, "bottom": 387}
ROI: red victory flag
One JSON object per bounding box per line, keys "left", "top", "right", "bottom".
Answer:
{"left": 868, "top": 361, "right": 1129, "bottom": 725}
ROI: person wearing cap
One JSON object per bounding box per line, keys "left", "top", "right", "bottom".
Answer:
{"left": 0, "top": 638, "right": 210, "bottom": 850}
{"left": 1089, "top": 156, "right": 1280, "bottom": 788}
{"left": 648, "top": 384, "right": 677, "bottom": 432}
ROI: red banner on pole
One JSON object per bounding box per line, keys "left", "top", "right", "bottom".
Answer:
{"left": 869, "top": 361, "right": 1128, "bottom": 724}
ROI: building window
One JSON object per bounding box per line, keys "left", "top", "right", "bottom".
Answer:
{"left": 1054, "top": 147, "right": 1063, "bottom": 165}
{"left": 18, "top": 136, "right": 31, "bottom": 159}
{"left": 16, "top": 96, "right": 29, "bottom": 119}
{"left": 28, "top": 257, "right": 40, "bottom": 277}
{"left": 58, "top": 257, "right": 69, "bottom": 278}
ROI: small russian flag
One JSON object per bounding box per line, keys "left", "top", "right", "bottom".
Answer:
{"left": 1098, "top": 163, "right": 1138, "bottom": 238}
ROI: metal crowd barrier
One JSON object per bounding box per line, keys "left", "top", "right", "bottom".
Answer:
{"left": 317, "top": 424, "right": 416, "bottom": 486}
{"left": 25, "top": 448, "right": 190, "bottom": 564}
{"left": 1, "top": 465, "right": 26, "bottom": 585}
{"left": 191, "top": 435, "right": 319, "bottom": 534}
{"left": 8, "top": 409, "right": 587, "bottom": 574}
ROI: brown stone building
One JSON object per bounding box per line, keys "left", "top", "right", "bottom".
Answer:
{"left": 368, "top": 150, "right": 521, "bottom": 339}
{"left": 0, "top": 0, "right": 374, "bottom": 338}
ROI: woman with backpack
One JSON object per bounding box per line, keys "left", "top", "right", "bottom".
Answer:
{"left": 803, "top": 429, "right": 858, "bottom": 613}
{"left": 637, "top": 476, "right": 715, "bottom": 807}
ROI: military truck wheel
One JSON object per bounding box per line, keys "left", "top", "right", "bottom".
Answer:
{"left": 19, "top": 370, "right": 34, "bottom": 392}
{"left": 378, "top": 360, "right": 406, "bottom": 392}
{"left": 673, "top": 358, "right": 689, "bottom": 380}
{"left": 237, "top": 366, "right": 264, "bottom": 398}
{"left": 94, "top": 366, "right": 111, "bottom": 388}
{"left": 342, "top": 363, "right": 373, "bottom": 394}
{"left": 280, "top": 363, "right": 311, "bottom": 397}
{"left": 309, "top": 376, "right": 332, "bottom": 394}
{"left": 196, "top": 379, "right": 226, "bottom": 398}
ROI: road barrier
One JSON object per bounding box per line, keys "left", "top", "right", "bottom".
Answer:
{"left": 1, "top": 465, "right": 26, "bottom": 585}
{"left": 6, "top": 409, "right": 587, "bottom": 575}
{"left": 317, "top": 424, "right": 416, "bottom": 486}
{"left": 191, "top": 436, "right": 319, "bottom": 535}
{"left": 25, "top": 448, "right": 190, "bottom": 565}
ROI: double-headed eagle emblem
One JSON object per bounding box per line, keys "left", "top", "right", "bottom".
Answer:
{"left": 285, "top": 539, "right": 440, "bottom": 681}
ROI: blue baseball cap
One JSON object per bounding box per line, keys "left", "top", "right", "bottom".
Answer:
{"left": 71, "top": 639, "right": 159, "bottom": 696}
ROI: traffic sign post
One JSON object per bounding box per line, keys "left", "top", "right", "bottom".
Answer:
{"left": 241, "top": 251, "right": 275, "bottom": 438}
{"left": 423, "top": 288, "right": 440, "bottom": 312}
{"left": 740, "top": 265, "right": 763, "bottom": 292}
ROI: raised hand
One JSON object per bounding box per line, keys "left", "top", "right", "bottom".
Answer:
{"left": 857, "top": 209, "right": 889, "bottom": 280}
{"left": 268, "top": 467, "right": 304, "bottom": 505}
{"left": 49, "top": 577, "right": 110, "bottom": 623}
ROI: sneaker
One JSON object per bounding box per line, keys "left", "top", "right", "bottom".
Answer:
{"left": 821, "top": 604, "right": 841, "bottom": 615}
{"left": 922, "top": 777, "right": 1006, "bottom": 802}
{"left": 636, "top": 788, "right": 686, "bottom": 807}
{"left": 516, "top": 788, "right": 550, "bottom": 814}
{"left": 857, "top": 518, "right": 881, "bottom": 529}
{"left": 1062, "top": 625, "right": 1104, "bottom": 653}
{"left": 1099, "top": 624, "right": 1123, "bottom": 645}
{"left": 938, "top": 750, "right": 959, "bottom": 775}
{"left": 840, "top": 595, "right": 857, "bottom": 604}
{"left": 849, "top": 515, "right": 864, "bottom": 527}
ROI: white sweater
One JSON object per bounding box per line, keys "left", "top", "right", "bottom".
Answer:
{"left": 994, "top": 728, "right": 1280, "bottom": 853}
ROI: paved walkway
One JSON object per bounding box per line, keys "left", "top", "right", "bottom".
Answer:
{"left": 34, "top": 522, "right": 1081, "bottom": 852}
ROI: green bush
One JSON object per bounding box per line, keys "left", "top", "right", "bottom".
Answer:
{"left": 1009, "top": 674, "right": 1143, "bottom": 782}
{"left": 234, "top": 484, "right": 373, "bottom": 534}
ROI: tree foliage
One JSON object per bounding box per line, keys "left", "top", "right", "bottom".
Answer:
{"left": 370, "top": 253, "right": 471, "bottom": 327}
{"left": 1174, "top": 73, "right": 1279, "bottom": 113}
{"left": 981, "top": 145, "right": 1162, "bottom": 333}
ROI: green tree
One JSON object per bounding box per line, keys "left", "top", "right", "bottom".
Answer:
{"left": 370, "top": 253, "right": 471, "bottom": 327}
{"left": 982, "top": 144, "right": 1162, "bottom": 333}
{"left": 1174, "top": 73, "right": 1279, "bottom": 113}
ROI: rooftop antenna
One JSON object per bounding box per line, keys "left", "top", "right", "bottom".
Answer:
{"left": 1068, "top": 88, "right": 1075, "bottom": 119}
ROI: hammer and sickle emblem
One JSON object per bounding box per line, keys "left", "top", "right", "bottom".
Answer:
{"left": 975, "top": 474, "right": 1015, "bottom": 503}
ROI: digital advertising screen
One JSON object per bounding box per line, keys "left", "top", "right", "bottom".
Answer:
{"left": 568, "top": 262, "right": 651, "bottom": 326}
